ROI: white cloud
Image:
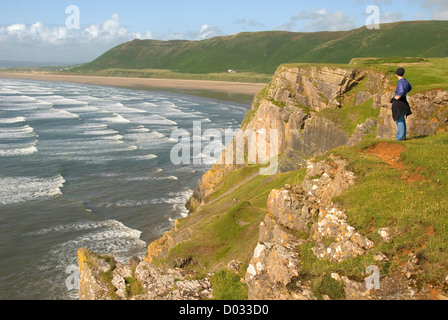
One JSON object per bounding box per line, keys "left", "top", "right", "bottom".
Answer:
{"left": 287, "top": 7, "right": 356, "bottom": 32}
{"left": 198, "top": 24, "right": 220, "bottom": 39}
{"left": 381, "top": 10, "right": 404, "bottom": 23}
{"left": 233, "top": 18, "right": 266, "bottom": 30}
{"left": 422, "top": 0, "right": 448, "bottom": 19}
{"left": 163, "top": 24, "right": 222, "bottom": 41}
{"left": 356, "top": 0, "right": 392, "bottom": 5}
{"left": 0, "top": 14, "right": 153, "bottom": 62}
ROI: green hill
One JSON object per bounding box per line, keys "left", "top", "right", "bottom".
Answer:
{"left": 77, "top": 21, "right": 448, "bottom": 75}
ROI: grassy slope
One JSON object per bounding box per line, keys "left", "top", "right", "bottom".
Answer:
{"left": 76, "top": 21, "right": 448, "bottom": 76}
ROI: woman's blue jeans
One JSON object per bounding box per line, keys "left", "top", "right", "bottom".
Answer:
{"left": 395, "top": 115, "right": 407, "bottom": 141}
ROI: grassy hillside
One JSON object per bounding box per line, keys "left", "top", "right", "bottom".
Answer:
{"left": 76, "top": 21, "right": 448, "bottom": 75}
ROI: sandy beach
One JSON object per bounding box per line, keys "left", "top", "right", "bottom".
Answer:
{"left": 0, "top": 72, "right": 266, "bottom": 104}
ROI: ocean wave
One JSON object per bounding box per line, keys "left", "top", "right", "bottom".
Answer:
{"left": 137, "top": 102, "right": 158, "bottom": 108}
{"left": 96, "top": 189, "right": 192, "bottom": 214}
{"left": 131, "top": 154, "right": 158, "bottom": 161}
{"left": 124, "top": 175, "right": 177, "bottom": 182}
{"left": 94, "top": 112, "right": 131, "bottom": 124}
{"left": 0, "top": 100, "right": 54, "bottom": 111}
{"left": 25, "top": 219, "right": 109, "bottom": 236}
{"left": 26, "top": 108, "right": 80, "bottom": 120}
{"left": 0, "top": 144, "right": 38, "bottom": 157}
{"left": 0, "top": 117, "right": 26, "bottom": 124}
{"left": 131, "top": 114, "right": 178, "bottom": 126}
{"left": 127, "top": 126, "right": 150, "bottom": 133}
{"left": 37, "top": 95, "right": 89, "bottom": 106}
{"left": 60, "top": 105, "right": 99, "bottom": 112}
{"left": 0, "top": 125, "right": 36, "bottom": 139}
{"left": 0, "top": 88, "right": 20, "bottom": 95}
{"left": 0, "top": 174, "right": 65, "bottom": 205}
{"left": 0, "top": 95, "right": 37, "bottom": 103}
{"left": 82, "top": 129, "right": 120, "bottom": 136}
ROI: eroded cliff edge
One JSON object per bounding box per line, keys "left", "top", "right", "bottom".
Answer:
{"left": 78, "top": 63, "right": 448, "bottom": 300}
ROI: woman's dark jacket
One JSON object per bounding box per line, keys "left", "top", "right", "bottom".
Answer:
{"left": 391, "top": 97, "right": 412, "bottom": 121}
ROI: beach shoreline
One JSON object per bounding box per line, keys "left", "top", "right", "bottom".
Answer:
{"left": 0, "top": 72, "right": 265, "bottom": 104}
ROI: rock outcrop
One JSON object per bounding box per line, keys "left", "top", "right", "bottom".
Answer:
{"left": 78, "top": 248, "right": 114, "bottom": 300}
{"left": 78, "top": 247, "right": 213, "bottom": 300}
{"left": 245, "top": 155, "right": 373, "bottom": 299}
{"left": 377, "top": 89, "right": 448, "bottom": 139}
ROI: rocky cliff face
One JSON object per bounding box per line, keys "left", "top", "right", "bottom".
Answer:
{"left": 78, "top": 64, "right": 448, "bottom": 300}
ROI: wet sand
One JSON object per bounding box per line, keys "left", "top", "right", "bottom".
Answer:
{"left": 0, "top": 72, "right": 266, "bottom": 104}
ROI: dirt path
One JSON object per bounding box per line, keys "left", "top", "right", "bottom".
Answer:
{"left": 366, "top": 142, "right": 426, "bottom": 182}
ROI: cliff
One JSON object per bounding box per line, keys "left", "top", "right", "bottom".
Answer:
{"left": 78, "top": 61, "right": 448, "bottom": 300}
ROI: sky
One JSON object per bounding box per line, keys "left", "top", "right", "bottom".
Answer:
{"left": 0, "top": 0, "right": 447, "bottom": 64}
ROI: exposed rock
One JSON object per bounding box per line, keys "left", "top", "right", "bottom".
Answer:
{"left": 347, "top": 118, "right": 377, "bottom": 146}
{"left": 77, "top": 247, "right": 214, "bottom": 300}
{"left": 378, "top": 227, "right": 392, "bottom": 242}
{"left": 377, "top": 89, "right": 448, "bottom": 139}
{"left": 78, "top": 248, "right": 113, "bottom": 300}
{"left": 145, "top": 230, "right": 177, "bottom": 263}
{"left": 134, "top": 261, "right": 213, "bottom": 300}
{"left": 227, "top": 260, "right": 243, "bottom": 274}
{"left": 245, "top": 155, "right": 372, "bottom": 299}
{"left": 311, "top": 206, "right": 374, "bottom": 263}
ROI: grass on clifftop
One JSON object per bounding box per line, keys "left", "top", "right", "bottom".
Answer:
{"left": 352, "top": 57, "right": 448, "bottom": 92}
{"left": 319, "top": 132, "right": 448, "bottom": 287}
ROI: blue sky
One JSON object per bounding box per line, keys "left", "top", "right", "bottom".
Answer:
{"left": 0, "top": 0, "right": 447, "bottom": 63}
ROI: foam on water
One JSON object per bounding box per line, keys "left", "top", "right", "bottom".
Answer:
{"left": 0, "top": 175, "right": 65, "bottom": 205}
{"left": 0, "top": 95, "right": 37, "bottom": 103}
{"left": 94, "top": 112, "right": 131, "bottom": 124}
{"left": 0, "top": 125, "right": 36, "bottom": 139}
{"left": 0, "top": 88, "right": 20, "bottom": 95}
{"left": 0, "top": 116, "right": 26, "bottom": 124}
{"left": 126, "top": 114, "right": 178, "bottom": 126}
{"left": 0, "top": 143, "right": 38, "bottom": 157}
{"left": 37, "top": 95, "right": 88, "bottom": 106}
{"left": 26, "top": 108, "right": 80, "bottom": 120}
{"left": 0, "top": 100, "right": 53, "bottom": 111}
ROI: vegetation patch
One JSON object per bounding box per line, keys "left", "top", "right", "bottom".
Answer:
{"left": 211, "top": 270, "right": 248, "bottom": 300}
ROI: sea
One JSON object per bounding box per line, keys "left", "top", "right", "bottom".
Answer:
{"left": 0, "top": 78, "right": 250, "bottom": 300}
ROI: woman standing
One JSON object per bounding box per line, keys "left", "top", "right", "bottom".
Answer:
{"left": 391, "top": 68, "right": 412, "bottom": 141}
